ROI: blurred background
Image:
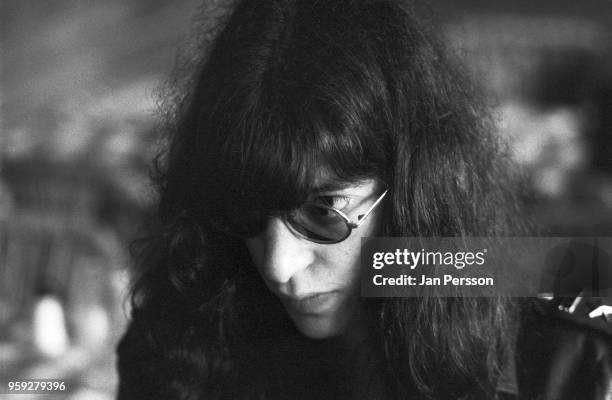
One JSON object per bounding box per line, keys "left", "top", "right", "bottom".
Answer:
{"left": 1, "top": 0, "right": 611, "bottom": 399}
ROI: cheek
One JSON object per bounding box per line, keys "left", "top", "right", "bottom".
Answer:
{"left": 328, "top": 214, "right": 381, "bottom": 283}
{"left": 326, "top": 241, "right": 362, "bottom": 283}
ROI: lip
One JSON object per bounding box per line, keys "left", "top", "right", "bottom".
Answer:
{"left": 280, "top": 291, "right": 339, "bottom": 315}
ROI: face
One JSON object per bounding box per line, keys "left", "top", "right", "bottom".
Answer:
{"left": 245, "top": 178, "right": 383, "bottom": 339}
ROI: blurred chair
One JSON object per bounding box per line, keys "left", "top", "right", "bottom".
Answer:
{"left": 0, "top": 211, "right": 127, "bottom": 400}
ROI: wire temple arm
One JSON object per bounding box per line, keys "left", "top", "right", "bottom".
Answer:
{"left": 352, "top": 189, "right": 388, "bottom": 228}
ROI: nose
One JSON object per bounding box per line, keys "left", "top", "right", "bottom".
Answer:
{"left": 256, "top": 217, "right": 315, "bottom": 285}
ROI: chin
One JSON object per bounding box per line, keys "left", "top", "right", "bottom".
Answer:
{"left": 291, "top": 314, "right": 347, "bottom": 339}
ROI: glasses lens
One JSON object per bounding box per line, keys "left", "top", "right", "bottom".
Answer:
{"left": 286, "top": 204, "right": 349, "bottom": 243}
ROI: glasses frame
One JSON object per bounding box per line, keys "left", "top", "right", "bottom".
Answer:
{"left": 284, "top": 188, "right": 389, "bottom": 244}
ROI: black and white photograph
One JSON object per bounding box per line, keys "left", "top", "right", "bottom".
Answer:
{"left": 1, "top": 0, "right": 612, "bottom": 399}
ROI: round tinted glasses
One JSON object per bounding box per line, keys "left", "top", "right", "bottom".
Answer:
{"left": 284, "top": 189, "right": 388, "bottom": 244}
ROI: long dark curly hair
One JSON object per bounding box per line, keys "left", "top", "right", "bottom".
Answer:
{"left": 117, "top": 0, "right": 527, "bottom": 399}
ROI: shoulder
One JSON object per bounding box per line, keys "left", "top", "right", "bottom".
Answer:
{"left": 116, "top": 315, "right": 211, "bottom": 400}
{"left": 515, "top": 297, "right": 612, "bottom": 399}
{"left": 116, "top": 318, "right": 165, "bottom": 400}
